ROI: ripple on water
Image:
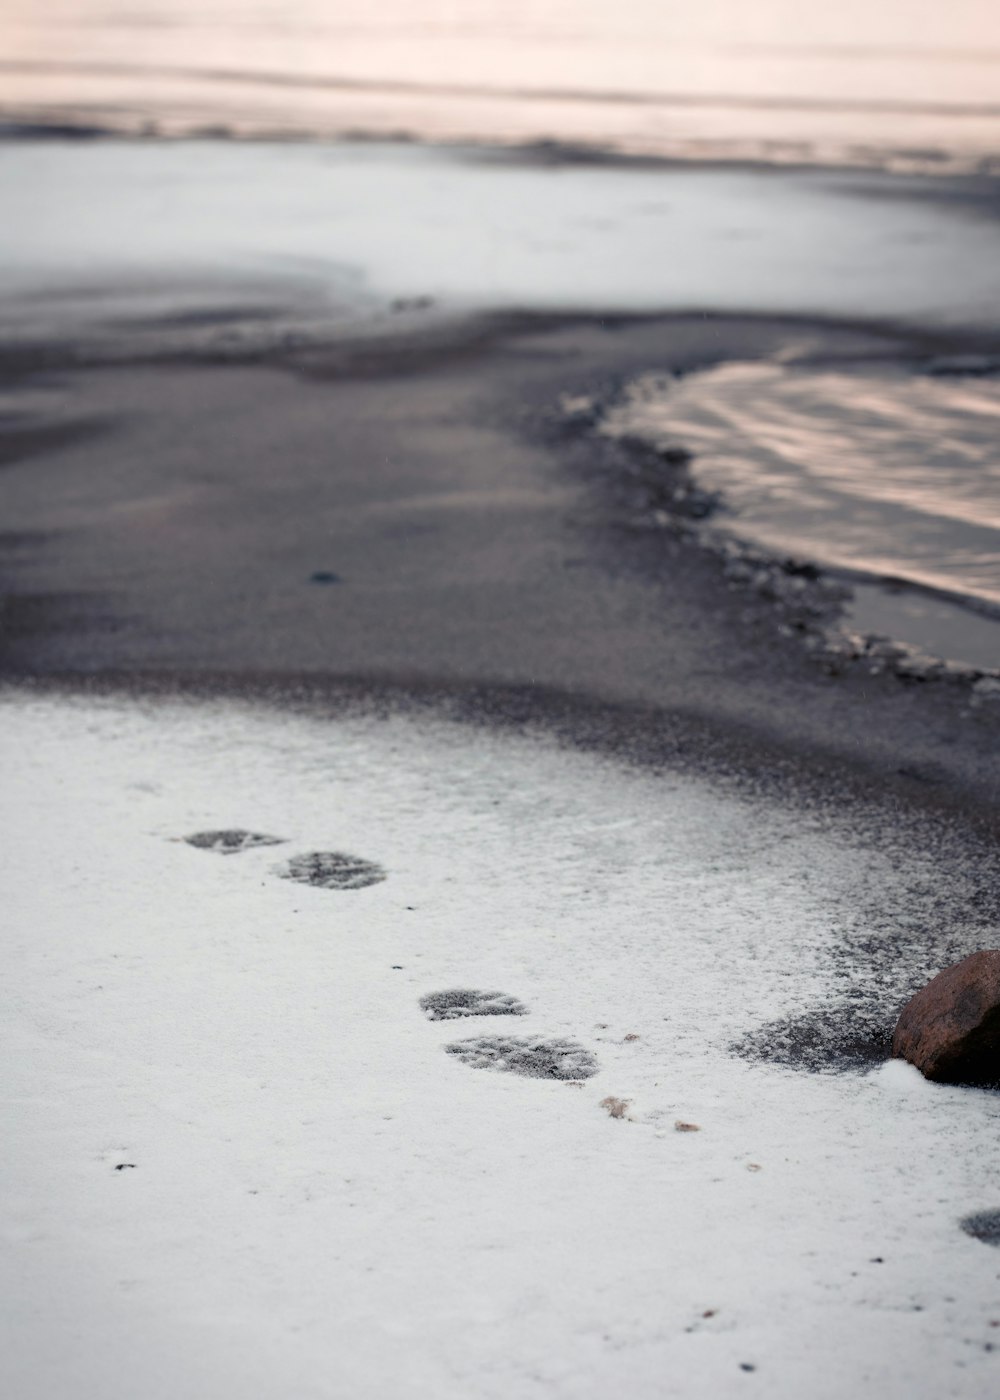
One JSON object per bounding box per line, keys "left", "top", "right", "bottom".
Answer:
{"left": 600, "top": 362, "right": 1000, "bottom": 668}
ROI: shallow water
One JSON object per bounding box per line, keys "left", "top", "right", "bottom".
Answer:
{"left": 601, "top": 363, "right": 1000, "bottom": 667}
{"left": 2, "top": 0, "right": 1000, "bottom": 168}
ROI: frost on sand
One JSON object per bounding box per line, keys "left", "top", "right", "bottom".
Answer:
{"left": 2, "top": 690, "right": 1000, "bottom": 1400}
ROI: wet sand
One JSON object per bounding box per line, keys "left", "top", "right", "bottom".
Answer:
{"left": 2, "top": 309, "right": 999, "bottom": 828}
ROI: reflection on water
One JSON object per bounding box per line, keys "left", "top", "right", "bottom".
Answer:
{"left": 2, "top": 0, "right": 1000, "bottom": 166}
{"left": 602, "top": 363, "right": 1000, "bottom": 666}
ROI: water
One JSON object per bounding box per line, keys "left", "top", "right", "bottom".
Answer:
{"left": 601, "top": 363, "right": 1000, "bottom": 668}
{"left": 2, "top": 0, "right": 1000, "bottom": 170}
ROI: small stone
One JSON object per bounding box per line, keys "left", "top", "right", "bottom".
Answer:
{"left": 971, "top": 677, "right": 1000, "bottom": 705}
{"left": 891, "top": 951, "right": 1000, "bottom": 1084}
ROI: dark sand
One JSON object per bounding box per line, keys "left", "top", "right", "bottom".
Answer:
{"left": 2, "top": 311, "right": 999, "bottom": 828}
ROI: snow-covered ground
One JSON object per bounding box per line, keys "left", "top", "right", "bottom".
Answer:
{"left": 2, "top": 689, "right": 999, "bottom": 1399}
{"left": 4, "top": 142, "right": 1000, "bottom": 356}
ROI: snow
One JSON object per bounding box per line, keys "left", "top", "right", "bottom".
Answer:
{"left": 3, "top": 142, "right": 1000, "bottom": 355}
{"left": 2, "top": 688, "right": 999, "bottom": 1399}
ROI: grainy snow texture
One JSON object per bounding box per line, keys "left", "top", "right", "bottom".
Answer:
{"left": 2, "top": 690, "right": 999, "bottom": 1400}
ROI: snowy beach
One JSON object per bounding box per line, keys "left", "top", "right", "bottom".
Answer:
{"left": 3, "top": 4, "right": 1000, "bottom": 1396}
{"left": 3, "top": 131, "right": 1000, "bottom": 1400}
{"left": 3, "top": 689, "right": 1000, "bottom": 1400}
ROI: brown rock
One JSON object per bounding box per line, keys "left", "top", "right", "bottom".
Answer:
{"left": 892, "top": 951, "right": 1000, "bottom": 1085}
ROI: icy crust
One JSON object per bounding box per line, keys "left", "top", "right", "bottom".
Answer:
{"left": 4, "top": 691, "right": 1000, "bottom": 1399}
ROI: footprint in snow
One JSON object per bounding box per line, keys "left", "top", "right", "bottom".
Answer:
{"left": 445, "top": 1034, "right": 598, "bottom": 1080}
{"left": 420, "top": 989, "right": 529, "bottom": 1020}
{"left": 961, "top": 1210, "right": 1000, "bottom": 1246}
{"left": 277, "top": 851, "right": 386, "bottom": 891}
{"left": 184, "top": 829, "right": 286, "bottom": 855}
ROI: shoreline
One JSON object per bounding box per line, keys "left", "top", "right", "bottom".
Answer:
{"left": 2, "top": 308, "right": 999, "bottom": 829}
{"left": 1, "top": 138, "right": 997, "bottom": 828}
{"left": 5, "top": 663, "right": 1000, "bottom": 842}
{"left": 4, "top": 115, "right": 1000, "bottom": 180}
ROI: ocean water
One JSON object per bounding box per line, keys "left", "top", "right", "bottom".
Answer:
{"left": 2, "top": 0, "right": 1000, "bottom": 170}
{"left": 601, "top": 364, "right": 1000, "bottom": 669}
